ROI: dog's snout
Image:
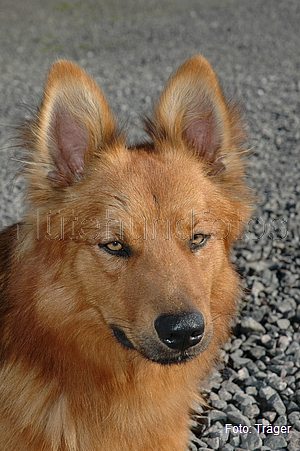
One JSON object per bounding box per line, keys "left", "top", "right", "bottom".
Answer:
{"left": 154, "top": 311, "right": 204, "bottom": 351}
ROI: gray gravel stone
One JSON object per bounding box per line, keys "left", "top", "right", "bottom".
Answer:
{"left": 277, "top": 318, "right": 291, "bottom": 330}
{"left": 207, "top": 410, "right": 227, "bottom": 422}
{"left": 275, "top": 414, "right": 288, "bottom": 426}
{"left": 249, "top": 346, "right": 266, "bottom": 360}
{"left": 230, "top": 349, "right": 251, "bottom": 367}
{"left": 222, "top": 381, "right": 243, "bottom": 394}
{"left": 243, "top": 403, "right": 260, "bottom": 418}
{"left": 225, "top": 408, "right": 251, "bottom": 427}
{"left": 268, "top": 393, "right": 286, "bottom": 416}
{"left": 233, "top": 392, "right": 256, "bottom": 409}
{"left": 263, "top": 434, "right": 287, "bottom": 449}
{"left": 240, "top": 317, "right": 266, "bottom": 334}
{"left": 201, "top": 437, "right": 219, "bottom": 449}
{"left": 229, "top": 433, "right": 240, "bottom": 448}
{"left": 267, "top": 374, "right": 288, "bottom": 391}
{"left": 236, "top": 367, "right": 250, "bottom": 381}
{"left": 288, "top": 431, "right": 300, "bottom": 451}
{"left": 245, "top": 386, "right": 258, "bottom": 397}
{"left": 221, "top": 445, "right": 234, "bottom": 451}
{"left": 240, "top": 429, "right": 262, "bottom": 450}
{"left": 286, "top": 341, "right": 300, "bottom": 355}
{"left": 211, "top": 398, "right": 227, "bottom": 410}
{"left": 219, "top": 388, "right": 232, "bottom": 402}
{"left": 263, "top": 411, "right": 277, "bottom": 423}
{"left": 259, "top": 386, "right": 277, "bottom": 400}
{"left": 288, "top": 412, "right": 300, "bottom": 425}
{"left": 288, "top": 402, "right": 300, "bottom": 414}
{"left": 260, "top": 334, "right": 273, "bottom": 348}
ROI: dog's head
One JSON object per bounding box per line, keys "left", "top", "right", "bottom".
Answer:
{"left": 20, "top": 56, "right": 252, "bottom": 366}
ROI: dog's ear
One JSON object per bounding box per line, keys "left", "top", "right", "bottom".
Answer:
{"left": 147, "top": 55, "right": 243, "bottom": 175}
{"left": 24, "top": 60, "right": 119, "bottom": 187}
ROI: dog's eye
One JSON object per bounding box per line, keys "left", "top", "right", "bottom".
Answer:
{"left": 190, "top": 234, "right": 210, "bottom": 251}
{"left": 106, "top": 241, "right": 123, "bottom": 252}
{"left": 99, "top": 241, "right": 130, "bottom": 257}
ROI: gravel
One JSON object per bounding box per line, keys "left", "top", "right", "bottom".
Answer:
{"left": 0, "top": 0, "right": 299, "bottom": 450}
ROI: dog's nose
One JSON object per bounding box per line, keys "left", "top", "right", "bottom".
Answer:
{"left": 154, "top": 311, "right": 204, "bottom": 351}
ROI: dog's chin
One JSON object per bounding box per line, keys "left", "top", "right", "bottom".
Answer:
{"left": 111, "top": 326, "right": 207, "bottom": 365}
{"left": 146, "top": 351, "right": 198, "bottom": 365}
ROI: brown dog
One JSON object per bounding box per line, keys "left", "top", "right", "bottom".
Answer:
{"left": 0, "top": 56, "right": 252, "bottom": 450}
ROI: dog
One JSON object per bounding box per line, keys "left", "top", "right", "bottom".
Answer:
{"left": 0, "top": 56, "right": 252, "bottom": 450}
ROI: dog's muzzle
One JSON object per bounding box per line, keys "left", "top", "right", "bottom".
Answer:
{"left": 111, "top": 310, "right": 206, "bottom": 365}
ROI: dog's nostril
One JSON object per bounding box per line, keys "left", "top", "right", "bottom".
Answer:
{"left": 191, "top": 330, "right": 202, "bottom": 338}
{"left": 154, "top": 311, "right": 204, "bottom": 352}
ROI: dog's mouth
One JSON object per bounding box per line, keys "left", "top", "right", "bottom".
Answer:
{"left": 111, "top": 324, "right": 211, "bottom": 365}
{"left": 112, "top": 326, "right": 135, "bottom": 350}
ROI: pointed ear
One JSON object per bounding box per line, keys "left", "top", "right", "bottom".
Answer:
{"left": 147, "top": 55, "right": 241, "bottom": 175}
{"left": 26, "top": 60, "right": 119, "bottom": 186}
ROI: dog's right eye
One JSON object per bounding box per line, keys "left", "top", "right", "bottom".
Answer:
{"left": 106, "top": 241, "right": 123, "bottom": 252}
{"left": 189, "top": 234, "right": 210, "bottom": 251}
{"left": 98, "top": 241, "right": 130, "bottom": 257}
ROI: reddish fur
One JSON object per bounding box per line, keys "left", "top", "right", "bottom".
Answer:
{"left": 0, "top": 56, "right": 253, "bottom": 450}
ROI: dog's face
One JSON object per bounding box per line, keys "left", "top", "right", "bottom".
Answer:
{"left": 67, "top": 147, "right": 238, "bottom": 365}
{"left": 20, "top": 57, "right": 251, "bottom": 366}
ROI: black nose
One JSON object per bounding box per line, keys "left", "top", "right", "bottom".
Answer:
{"left": 154, "top": 311, "right": 204, "bottom": 351}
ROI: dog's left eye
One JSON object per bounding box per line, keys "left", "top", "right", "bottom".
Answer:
{"left": 189, "top": 234, "right": 210, "bottom": 251}
{"left": 99, "top": 241, "right": 130, "bottom": 257}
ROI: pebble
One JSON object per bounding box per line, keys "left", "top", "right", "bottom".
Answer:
{"left": 207, "top": 410, "right": 227, "bottom": 422}
{"left": 240, "top": 429, "right": 262, "bottom": 450}
{"left": 259, "top": 386, "right": 277, "bottom": 400}
{"left": 240, "top": 317, "right": 266, "bottom": 334}
{"left": 277, "top": 318, "right": 291, "bottom": 330}
{"left": 263, "top": 434, "right": 287, "bottom": 448}
{"left": 268, "top": 393, "right": 286, "bottom": 415}
{"left": 288, "top": 431, "right": 300, "bottom": 451}
{"left": 224, "top": 406, "right": 251, "bottom": 427}
{"left": 243, "top": 403, "right": 260, "bottom": 418}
